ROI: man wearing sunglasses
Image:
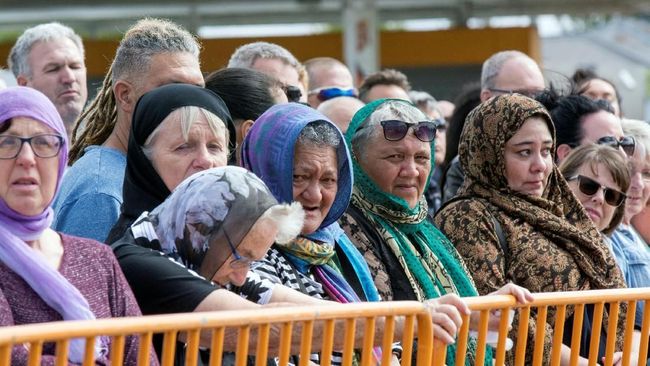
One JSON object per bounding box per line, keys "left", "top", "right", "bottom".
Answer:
{"left": 305, "top": 57, "right": 357, "bottom": 108}
{"left": 540, "top": 93, "right": 631, "bottom": 164}
{"left": 228, "top": 41, "right": 306, "bottom": 103}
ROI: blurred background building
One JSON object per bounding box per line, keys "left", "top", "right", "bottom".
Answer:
{"left": 1, "top": 0, "right": 649, "bottom": 119}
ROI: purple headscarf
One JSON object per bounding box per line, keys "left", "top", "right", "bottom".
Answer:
{"left": 0, "top": 87, "right": 102, "bottom": 362}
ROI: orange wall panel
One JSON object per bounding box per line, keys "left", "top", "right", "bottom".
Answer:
{"left": 0, "top": 26, "right": 538, "bottom": 79}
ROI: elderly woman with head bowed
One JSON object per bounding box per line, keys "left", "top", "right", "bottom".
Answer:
{"left": 434, "top": 94, "right": 628, "bottom": 364}
{"left": 112, "top": 166, "right": 310, "bottom": 362}
{"left": 338, "top": 98, "right": 533, "bottom": 365}
{"left": 0, "top": 87, "right": 156, "bottom": 365}
{"left": 242, "top": 103, "right": 481, "bottom": 364}
{"left": 105, "top": 83, "right": 236, "bottom": 244}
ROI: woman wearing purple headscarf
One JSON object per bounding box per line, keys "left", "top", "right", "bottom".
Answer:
{"left": 0, "top": 87, "right": 157, "bottom": 365}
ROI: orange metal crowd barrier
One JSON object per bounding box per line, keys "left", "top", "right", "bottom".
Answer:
{"left": 441, "top": 287, "right": 650, "bottom": 366}
{"left": 0, "top": 301, "right": 434, "bottom": 366}
{"left": 1, "top": 288, "right": 650, "bottom": 366}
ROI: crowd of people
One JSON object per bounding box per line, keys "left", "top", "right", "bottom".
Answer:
{"left": 0, "top": 16, "right": 649, "bottom": 366}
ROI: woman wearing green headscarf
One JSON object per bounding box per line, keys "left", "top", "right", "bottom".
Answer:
{"left": 339, "top": 98, "right": 532, "bottom": 365}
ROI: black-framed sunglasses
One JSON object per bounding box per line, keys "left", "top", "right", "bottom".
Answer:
{"left": 380, "top": 120, "right": 437, "bottom": 142}
{"left": 596, "top": 135, "right": 635, "bottom": 157}
{"left": 567, "top": 175, "right": 626, "bottom": 207}
{"left": 283, "top": 85, "right": 303, "bottom": 103}
{"left": 223, "top": 229, "right": 253, "bottom": 269}
{"left": 0, "top": 134, "right": 64, "bottom": 160}
{"left": 487, "top": 87, "right": 544, "bottom": 98}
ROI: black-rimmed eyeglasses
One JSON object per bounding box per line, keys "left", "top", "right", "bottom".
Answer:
{"left": 567, "top": 175, "right": 626, "bottom": 207}
{"left": 223, "top": 229, "right": 253, "bottom": 269}
{"left": 380, "top": 120, "right": 437, "bottom": 142}
{"left": 0, "top": 134, "right": 64, "bottom": 159}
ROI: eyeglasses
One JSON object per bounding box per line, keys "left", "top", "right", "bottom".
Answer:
{"left": 567, "top": 175, "right": 626, "bottom": 207}
{"left": 488, "top": 87, "right": 544, "bottom": 98}
{"left": 380, "top": 120, "right": 437, "bottom": 142}
{"left": 596, "top": 135, "right": 635, "bottom": 157}
{"left": 308, "top": 87, "right": 357, "bottom": 102}
{"left": 283, "top": 85, "right": 303, "bottom": 103}
{"left": 0, "top": 134, "right": 64, "bottom": 160}
{"left": 223, "top": 229, "right": 253, "bottom": 269}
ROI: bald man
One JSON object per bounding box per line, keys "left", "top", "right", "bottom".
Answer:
{"left": 305, "top": 57, "right": 356, "bottom": 108}
{"left": 317, "top": 96, "right": 365, "bottom": 133}
{"left": 442, "top": 50, "right": 545, "bottom": 203}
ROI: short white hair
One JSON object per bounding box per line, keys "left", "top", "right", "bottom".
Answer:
{"left": 351, "top": 100, "right": 427, "bottom": 158}
{"left": 480, "top": 50, "right": 531, "bottom": 90}
{"left": 8, "top": 22, "right": 84, "bottom": 78}
{"left": 261, "top": 202, "right": 305, "bottom": 244}
{"left": 227, "top": 41, "right": 299, "bottom": 69}
{"left": 142, "top": 106, "right": 229, "bottom": 159}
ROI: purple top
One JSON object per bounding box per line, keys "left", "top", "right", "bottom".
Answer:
{"left": 0, "top": 234, "right": 158, "bottom": 365}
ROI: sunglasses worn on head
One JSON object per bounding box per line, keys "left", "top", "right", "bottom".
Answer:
{"left": 380, "top": 120, "right": 437, "bottom": 142}
{"left": 596, "top": 135, "right": 635, "bottom": 157}
{"left": 568, "top": 175, "right": 626, "bottom": 207}
{"left": 308, "top": 87, "right": 357, "bottom": 102}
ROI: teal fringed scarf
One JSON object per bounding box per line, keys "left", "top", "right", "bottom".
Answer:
{"left": 345, "top": 98, "right": 490, "bottom": 365}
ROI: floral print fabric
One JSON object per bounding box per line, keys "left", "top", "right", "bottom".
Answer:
{"left": 434, "top": 94, "right": 627, "bottom": 364}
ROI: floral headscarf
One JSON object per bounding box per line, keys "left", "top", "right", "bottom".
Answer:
{"left": 456, "top": 93, "right": 624, "bottom": 290}
{"left": 435, "top": 94, "right": 627, "bottom": 363}
{"left": 149, "top": 166, "right": 279, "bottom": 280}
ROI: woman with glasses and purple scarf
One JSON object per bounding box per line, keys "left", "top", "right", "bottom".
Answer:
{"left": 0, "top": 86, "right": 157, "bottom": 365}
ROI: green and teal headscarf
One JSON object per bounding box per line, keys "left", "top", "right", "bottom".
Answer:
{"left": 345, "top": 99, "right": 486, "bottom": 365}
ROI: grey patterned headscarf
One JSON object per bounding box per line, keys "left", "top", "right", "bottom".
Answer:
{"left": 150, "top": 166, "right": 280, "bottom": 279}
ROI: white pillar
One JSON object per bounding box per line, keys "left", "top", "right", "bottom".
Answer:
{"left": 342, "top": 0, "right": 379, "bottom": 86}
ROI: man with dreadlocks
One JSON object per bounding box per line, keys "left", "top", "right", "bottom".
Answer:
{"left": 52, "top": 18, "right": 204, "bottom": 242}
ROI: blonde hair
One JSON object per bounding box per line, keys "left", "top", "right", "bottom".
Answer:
{"left": 142, "top": 106, "right": 228, "bottom": 159}
{"left": 559, "top": 143, "right": 630, "bottom": 235}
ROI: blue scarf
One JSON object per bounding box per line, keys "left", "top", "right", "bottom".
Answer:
{"left": 241, "top": 103, "right": 379, "bottom": 302}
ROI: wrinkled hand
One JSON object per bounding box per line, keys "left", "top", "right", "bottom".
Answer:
{"left": 607, "top": 351, "right": 639, "bottom": 366}
{"left": 470, "top": 283, "right": 534, "bottom": 331}
{"left": 424, "top": 294, "right": 470, "bottom": 344}
{"left": 489, "top": 282, "right": 534, "bottom": 304}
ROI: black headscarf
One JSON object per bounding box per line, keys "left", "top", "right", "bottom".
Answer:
{"left": 106, "top": 84, "right": 235, "bottom": 243}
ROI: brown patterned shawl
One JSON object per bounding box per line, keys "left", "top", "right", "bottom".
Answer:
{"left": 434, "top": 94, "right": 627, "bottom": 364}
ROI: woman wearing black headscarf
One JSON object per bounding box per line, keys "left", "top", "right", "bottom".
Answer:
{"left": 106, "top": 83, "right": 236, "bottom": 244}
